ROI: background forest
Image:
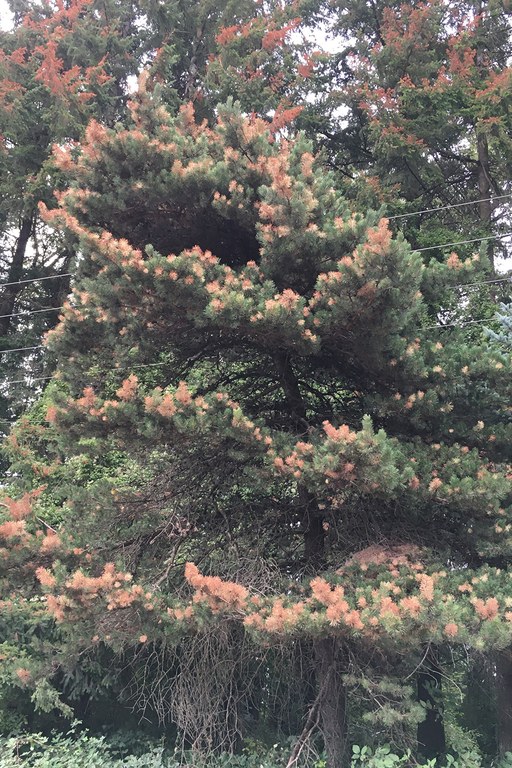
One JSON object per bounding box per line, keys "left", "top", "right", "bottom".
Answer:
{"left": 0, "top": 0, "right": 510, "bottom": 766}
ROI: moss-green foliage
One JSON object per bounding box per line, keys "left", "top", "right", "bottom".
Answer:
{"left": 350, "top": 745, "right": 512, "bottom": 768}
{"left": 0, "top": 729, "right": 291, "bottom": 768}
{"left": 487, "top": 303, "right": 512, "bottom": 350}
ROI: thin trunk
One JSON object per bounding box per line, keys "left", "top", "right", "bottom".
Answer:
{"left": 496, "top": 651, "right": 512, "bottom": 756}
{"left": 303, "top": 494, "right": 325, "bottom": 567}
{"left": 274, "top": 353, "right": 348, "bottom": 768}
{"left": 0, "top": 216, "right": 33, "bottom": 338}
{"left": 417, "top": 647, "right": 446, "bottom": 761}
{"left": 273, "top": 351, "right": 309, "bottom": 430}
{"left": 315, "top": 639, "right": 347, "bottom": 768}
{"left": 273, "top": 351, "right": 326, "bottom": 569}
{"left": 477, "top": 131, "right": 492, "bottom": 227}
{"left": 475, "top": 0, "right": 494, "bottom": 273}
{"left": 477, "top": 128, "right": 493, "bottom": 272}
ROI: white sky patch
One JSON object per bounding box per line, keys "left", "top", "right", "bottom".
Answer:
{"left": 126, "top": 74, "right": 138, "bottom": 94}
{"left": 0, "top": 0, "right": 13, "bottom": 31}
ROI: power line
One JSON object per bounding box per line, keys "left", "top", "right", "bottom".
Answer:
{"left": 0, "top": 242, "right": 508, "bottom": 359}
{"left": 415, "top": 232, "right": 512, "bottom": 253}
{"left": 1, "top": 374, "right": 54, "bottom": 386}
{"left": 0, "top": 273, "right": 510, "bottom": 356}
{"left": 0, "top": 204, "right": 510, "bottom": 293}
{"left": 1, "top": 310, "right": 503, "bottom": 384}
{"left": 3, "top": 360, "right": 172, "bottom": 386}
{"left": 0, "top": 272, "right": 72, "bottom": 290}
{"left": 0, "top": 306, "right": 63, "bottom": 320}
{"left": 387, "top": 193, "right": 512, "bottom": 221}
{"left": 423, "top": 318, "right": 491, "bottom": 330}
{"left": 451, "top": 276, "right": 511, "bottom": 289}
{"left": 0, "top": 268, "right": 508, "bottom": 336}
{"left": 0, "top": 344, "right": 45, "bottom": 355}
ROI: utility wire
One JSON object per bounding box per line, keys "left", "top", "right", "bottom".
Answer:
{"left": 1, "top": 272, "right": 508, "bottom": 325}
{"left": 0, "top": 237, "right": 508, "bottom": 357}
{"left": 2, "top": 374, "right": 54, "bottom": 386}
{"left": 3, "top": 360, "right": 173, "bottom": 386}
{"left": 0, "top": 306, "right": 63, "bottom": 320}
{"left": 0, "top": 272, "right": 72, "bottom": 290}
{"left": 422, "top": 318, "right": 491, "bottom": 330}
{"left": 387, "top": 193, "right": 512, "bottom": 221}
{"left": 452, "top": 276, "right": 511, "bottom": 289}
{"left": 0, "top": 199, "right": 509, "bottom": 292}
{"left": 1, "top": 312, "right": 504, "bottom": 383}
{"left": 415, "top": 232, "right": 512, "bottom": 253}
{"left": 0, "top": 273, "right": 510, "bottom": 356}
{"left": 0, "top": 344, "right": 45, "bottom": 355}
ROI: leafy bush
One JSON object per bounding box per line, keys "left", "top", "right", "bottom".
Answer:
{"left": 350, "top": 744, "right": 512, "bottom": 768}
{"left": 3, "top": 731, "right": 512, "bottom": 768}
{"left": 0, "top": 729, "right": 169, "bottom": 768}
{"left": 0, "top": 728, "right": 288, "bottom": 768}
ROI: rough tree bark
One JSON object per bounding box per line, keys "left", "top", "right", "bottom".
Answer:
{"left": 274, "top": 352, "right": 347, "bottom": 768}
{"left": 417, "top": 646, "right": 446, "bottom": 761}
{"left": 496, "top": 651, "right": 512, "bottom": 756}
{"left": 475, "top": 0, "right": 494, "bottom": 273}
{"left": 0, "top": 215, "right": 33, "bottom": 339}
{"left": 315, "top": 639, "right": 347, "bottom": 768}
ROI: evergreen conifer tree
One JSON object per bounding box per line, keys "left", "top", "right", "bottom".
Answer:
{"left": 1, "top": 82, "right": 511, "bottom": 765}
{"left": 315, "top": 0, "right": 511, "bottom": 269}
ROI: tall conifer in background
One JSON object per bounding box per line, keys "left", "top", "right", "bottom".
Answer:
{"left": 0, "top": 0, "right": 141, "bottom": 423}
{"left": 0, "top": 0, "right": 272, "bottom": 420}
{"left": 317, "top": 0, "right": 511, "bottom": 247}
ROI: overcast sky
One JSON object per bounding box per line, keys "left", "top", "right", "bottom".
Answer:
{"left": 0, "top": 0, "right": 12, "bottom": 30}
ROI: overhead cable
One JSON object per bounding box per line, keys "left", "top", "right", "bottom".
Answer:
{"left": 0, "top": 199, "right": 509, "bottom": 292}
{"left": 3, "top": 360, "right": 172, "bottom": 386}
{"left": 0, "top": 272, "right": 72, "bottom": 290}
{"left": 387, "top": 193, "right": 512, "bottom": 221}
{"left": 415, "top": 232, "right": 512, "bottom": 253}
{"left": 0, "top": 344, "right": 45, "bottom": 355}
{"left": 0, "top": 306, "right": 63, "bottom": 320}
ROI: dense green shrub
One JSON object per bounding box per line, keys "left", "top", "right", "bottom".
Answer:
{"left": 0, "top": 729, "right": 168, "bottom": 768}
{"left": 3, "top": 729, "right": 512, "bottom": 768}
{"left": 0, "top": 728, "right": 287, "bottom": 768}
{"left": 350, "top": 744, "right": 512, "bottom": 768}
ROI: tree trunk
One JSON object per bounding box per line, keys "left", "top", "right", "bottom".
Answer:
{"left": 496, "top": 651, "right": 512, "bottom": 756}
{"left": 0, "top": 215, "right": 33, "bottom": 338}
{"left": 477, "top": 131, "right": 492, "bottom": 228}
{"left": 476, "top": 127, "right": 493, "bottom": 273}
{"left": 315, "top": 639, "right": 347, "bottom": 768}
{"left": 273, "top": 351, "right": 326, "bottom": 569}
{"left": 475, "top": 0, "right": 494, "bottom": 273}
{"left": 274, "top": 353, "right": 348, "bottom": 767}
{"left": 417, "top": 646, "right": 446, "bottom": 761}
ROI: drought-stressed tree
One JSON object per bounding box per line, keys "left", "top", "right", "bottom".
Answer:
{"left": 0, "top": 0, "right": 144, "bottom": 422}
{"left": 0, "top": 82, "right": 510, "bottom": 765}
{"left": 317, "top": 0, "right": 511, "bottom": 269}
{"left": 0, "top": 0, "right": 273, "bottom": 421}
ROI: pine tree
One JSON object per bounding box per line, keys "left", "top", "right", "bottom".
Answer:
{"left": 0, "top": 0, "right": 145, "bottom": 426}
{"left": 1, "top": 84, "right": 511, "bottom": 765}
{"left": 0, "top": 0, "right": 298, "bottom": 425}
{"left": 317, "top": 0, "right": 511, "bottom": 269}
